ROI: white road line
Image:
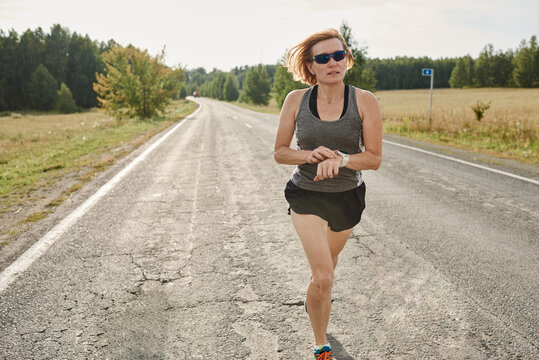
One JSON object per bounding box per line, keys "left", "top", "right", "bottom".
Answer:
{"left": 244, "top": 123, "right": 252, "bottom": 128}
{"left": 0, "top": 105, "right": 203, "bottom": 293}
{"left": 383, "top": 139, "right": 539, "bottom": 186}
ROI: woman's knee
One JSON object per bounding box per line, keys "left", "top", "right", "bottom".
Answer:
{"left": 312, "top": 272, "right": 334, "bottom": 292}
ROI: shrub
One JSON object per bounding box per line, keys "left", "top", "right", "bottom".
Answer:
{"left": 471, "top": 100, "right": 491, "bottom": 121}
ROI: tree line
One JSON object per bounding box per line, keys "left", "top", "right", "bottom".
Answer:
{"left": 186, "top": 27, "right": 537, "bottom": 107}
{"left": 0, "top": 24, "right": 114, "bottom": 112}
{"left": 1, "top": 23, "right": 537, "bottom": 114}
{"left": 449, "top": 36, "right": 538, "bottom": 88}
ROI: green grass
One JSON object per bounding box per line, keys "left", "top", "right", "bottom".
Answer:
{"left": 230, "top": 98, "right": 280, "bottom": 115}
{"left": 0, "top": 100, "right": 198, "bottom": 218}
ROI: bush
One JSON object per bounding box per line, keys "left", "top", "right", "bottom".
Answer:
{"left": 471, "top": 100, "right": 491, "bottom": 121}
{"left": 93, "top": 45, "right": 184, "bottom": 120}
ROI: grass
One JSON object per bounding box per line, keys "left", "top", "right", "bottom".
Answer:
{"left": 0, "top": 99, "right": 198, "bottom": 243}
{"left": 377, "top": 88, "right": 539, "bottom": 164}
{"left": 232, "top": 88, "right": 539, "bottom": 165}
{"left": 231, "top": 98, "right": 281, "bottom": 115}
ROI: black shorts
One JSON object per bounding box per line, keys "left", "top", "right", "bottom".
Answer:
{"left": 284, "top": 180, "right": 366, "bottom": 232}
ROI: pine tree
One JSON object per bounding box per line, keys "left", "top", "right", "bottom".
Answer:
{"left": 340, "top": 22, "right": 377, "bottom": 91}
{"left": 44, "top": 24, "right": 70, "bottom": 86}
{"left": 272, "top": 62, "right": 306, "bottom": 108}
{"left": 242, "top": 64, "right": 271, "bottom": 105}
{"left": 56, "top": 83, "right": 77, "bottom": 113}
{"left": 211, "top": 72, "right": 227, "bottom": 100}
{"left": 449, "top": 58, "right": 468, "bottom": 88}
{"left": 513, "top": 35, "right": 538, "bottom": 87}
{"left": 224, "top": 74, "right": 239, "bottom": 101}
{"left": 475, "top": 44, "right": 496, "bottom": 87}
{"left": 29, "top": 64, "right": 57, "bottom": 110}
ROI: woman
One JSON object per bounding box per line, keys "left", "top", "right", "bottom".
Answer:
{"left": 273, "top": 28, "right": 382, "bottom": 359}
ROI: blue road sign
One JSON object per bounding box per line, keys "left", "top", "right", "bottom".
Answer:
{"left": 422, "top": 68, "right": 433, "bottom": 76}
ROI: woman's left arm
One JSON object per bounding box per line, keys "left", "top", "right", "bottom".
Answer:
{"left": 345, "top": 89, "right": 382, "bottom": 171}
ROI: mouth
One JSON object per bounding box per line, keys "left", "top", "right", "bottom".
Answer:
{"left": 327, "top": 71, "right": 340, "bottom": 76}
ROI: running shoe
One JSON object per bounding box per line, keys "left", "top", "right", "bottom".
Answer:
{"left": 314, "top": 345, "right": 333, "bottom": 359}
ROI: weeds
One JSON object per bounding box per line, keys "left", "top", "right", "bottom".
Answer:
{"left": 471, "top": 100, "right": 491, "bottom": 121}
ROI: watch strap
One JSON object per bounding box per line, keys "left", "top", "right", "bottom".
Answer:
{"left": 337, "top": 151, "right": 349, "bottom": 167}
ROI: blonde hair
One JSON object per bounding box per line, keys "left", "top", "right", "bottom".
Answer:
{"left": 285, "top": 28, "right": 354, "bottom": 86}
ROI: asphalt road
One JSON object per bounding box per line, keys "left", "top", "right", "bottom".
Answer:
{"left": 0, "top": 97, "right": 537, "bottom": 359}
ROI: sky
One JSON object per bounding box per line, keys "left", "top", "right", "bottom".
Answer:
{"left": 1, "top": 0, "right": 538, "bottom": 71}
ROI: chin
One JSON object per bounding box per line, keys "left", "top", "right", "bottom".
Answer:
{"left": 320, "top": 76, "right": 344, "bottom": 85}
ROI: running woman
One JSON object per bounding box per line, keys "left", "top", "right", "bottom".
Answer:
{"left": 274, "top": 28, "right": 382, "bottom": 359}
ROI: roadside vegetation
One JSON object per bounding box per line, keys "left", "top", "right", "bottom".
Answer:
{"left": 0, "top": 100, "right": 197, "bottom": 247}
{"left": 0, "top": 23, "right": 194, "bottom": 248}
{"left": 379, "top": 88, "right": 538, "bottom": 164}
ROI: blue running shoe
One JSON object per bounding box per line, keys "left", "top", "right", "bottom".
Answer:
{"left": 314, "top": 345, "right": 333, "bottom": 359}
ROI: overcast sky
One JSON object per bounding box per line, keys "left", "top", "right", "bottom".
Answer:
{"left": 1, "top": 0, "right": 537, "bottom": 71}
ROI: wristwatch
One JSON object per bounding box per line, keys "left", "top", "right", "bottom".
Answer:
{"left": 336, "top": 151, "right": 349, "bottom": 167}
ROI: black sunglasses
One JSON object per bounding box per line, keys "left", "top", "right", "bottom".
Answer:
{"left": 311, "top": 50, "right": 347, "bottom": 64}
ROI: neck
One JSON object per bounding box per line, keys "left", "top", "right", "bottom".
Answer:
{"left": 316, "top": 82, "right": 345, "bottom": 104}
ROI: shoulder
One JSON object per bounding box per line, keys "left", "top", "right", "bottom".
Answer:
{"left": 283, "top": 88, "right": 309, "bottom": 107}
{"left": 351, "top": 86, "right": 378, "bottom": 106}
{"left": 350, "top": 86, "right": 381, "bottom": 120}
{"left": 281, "top": 88, "right": 310, "bottom": 117}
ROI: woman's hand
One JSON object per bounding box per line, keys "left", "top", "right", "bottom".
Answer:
{"left": 314, "top": 157, "right": 342, "bottom": 181}
{"left": 307, "top": 146, "right": 338, "bottom": 164}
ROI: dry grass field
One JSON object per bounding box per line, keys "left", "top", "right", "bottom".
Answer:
{"left": 0, "top": 100, "right": 198, "bottom": 246}
{"left": 377, "top": 88, "right": 539, "bottom": 164}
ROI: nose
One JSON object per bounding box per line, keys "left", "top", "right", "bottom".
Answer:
{"left": 327, "top": 56, "right": 337, "bottom": 66}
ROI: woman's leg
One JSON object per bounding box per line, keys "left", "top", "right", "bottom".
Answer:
{"left": 327, "top": 227, "right": 353, "bottom": 269}
{"left": 290, "top": 210, "right": 334, "bottom": 346}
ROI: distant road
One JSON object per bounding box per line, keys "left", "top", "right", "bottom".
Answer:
{"left": 0, "top": 97, "right": 537, "bottom": 359}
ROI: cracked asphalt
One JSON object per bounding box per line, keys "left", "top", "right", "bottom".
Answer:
{"left": 0, "top": 97, "right": 538, "bottom": 359}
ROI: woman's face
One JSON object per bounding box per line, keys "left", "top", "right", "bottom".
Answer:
{"left": 308, "top": 37, "right": 347, "bottom": 85}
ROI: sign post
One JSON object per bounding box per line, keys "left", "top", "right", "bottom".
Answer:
{"left": 422, "top": 68, "right": 434, "bottom": 127}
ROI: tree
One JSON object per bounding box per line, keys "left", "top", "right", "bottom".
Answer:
{"left": 93, "top": 45, "right": 184, "bottom": 120}
{"left": 44, "top": 24, "right": 70, "bottom": 86}
{"left": 224, "top": 74, "right": 239, "bottom": 101}
{"left": 340, "top": 22, "right": 377, "bottom": 91}
{"left": 513, "top": 35, "right": 538, "bottom": 87}
{"left": 449, "top": 56, "right": 475, "bottom": 88}
{"left": 491, "top": 50, "right": 514, "bottom": 87}
{"left": 474, "top": 44, "right": 496, "bottom": 87}
{"left": 56, "top": 83, "right": 77, "bottom": 113}
{"left": 242, "top": 64, "right": 271, "bottom": 105}
{"left": 18, "top": 28, "right": 46, "bottom": 108}
{"left": 67, "top": 33, "right": 104, "bottom": 108}
{"left": 177, "top": 85, "right": 188, "bottom": 99}
{"left": 211, "top": 72, "right": 227, "bottom": 100}
{"left": 272, "top": 62, "right": 306, "bottom": 108}
{"left": 29, "top": 64, "right": 57, "bottom": 110}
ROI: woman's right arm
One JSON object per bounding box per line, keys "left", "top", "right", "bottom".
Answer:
{"left": 274, "top": 90, "right": 337, "bottom": 165}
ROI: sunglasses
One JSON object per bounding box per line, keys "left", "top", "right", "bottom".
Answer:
{"left": 311, "top": 50, "right": 347, "bottom": 64}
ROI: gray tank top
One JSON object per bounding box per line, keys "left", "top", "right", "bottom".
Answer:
{"left": 291, "top": 85, "right": 364, "bottom": 192}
